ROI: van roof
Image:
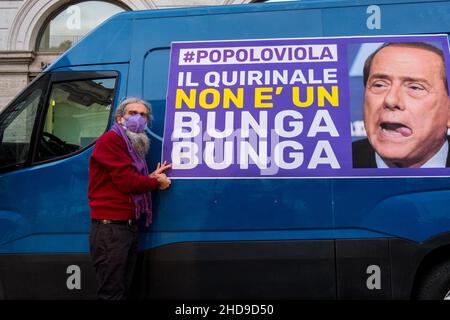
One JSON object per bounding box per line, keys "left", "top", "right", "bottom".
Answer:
{"left": 111, "top": 0, "right": 420, "bottom": 19}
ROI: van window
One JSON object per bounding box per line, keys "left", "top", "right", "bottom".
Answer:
{"left": 36, "top": 77, "right": 116, "bottom": 162}
{"left": 143, "top": 48, "right": 170, "bottom": 137}
{"left": 0, "top": 75, "right": 48, "bottom": 170}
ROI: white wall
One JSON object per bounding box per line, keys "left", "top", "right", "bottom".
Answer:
{"left": 0, "top": 1, "right": 22, "bottom": 50}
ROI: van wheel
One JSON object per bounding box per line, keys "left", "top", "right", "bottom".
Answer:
{"left": 415, "top": 260, "right": 450, "bottom": 300}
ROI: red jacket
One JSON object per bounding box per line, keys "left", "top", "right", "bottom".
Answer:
{"left": 88, "top": 130, "right": 158, "bottom": 220}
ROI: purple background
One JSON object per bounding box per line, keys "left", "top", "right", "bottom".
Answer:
{"left": 162, "top": 35, "right": 450, "bottom": 178}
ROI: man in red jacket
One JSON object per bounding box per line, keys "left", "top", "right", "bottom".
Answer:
{"left": 88, "top": 97, "right": 171, "bottom": 300}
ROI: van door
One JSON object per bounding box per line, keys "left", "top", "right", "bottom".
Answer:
{"left": 0, "top": 65, "right": 127, "bottom": 299}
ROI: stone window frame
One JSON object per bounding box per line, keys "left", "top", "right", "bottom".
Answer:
{"left": 7, "top": 0, "right": 157, "bottom": 51}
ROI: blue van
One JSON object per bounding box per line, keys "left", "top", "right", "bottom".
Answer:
{"left": 1, "top": 0, "right": 450, "bottom": 300}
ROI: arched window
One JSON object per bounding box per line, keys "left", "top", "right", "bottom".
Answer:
{"left": 37, "top": 1, "right": 127, "bottom": 53}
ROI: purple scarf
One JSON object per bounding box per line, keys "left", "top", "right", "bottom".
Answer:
{"left": 111, "top": 123, "right": 153, "bottom": 226}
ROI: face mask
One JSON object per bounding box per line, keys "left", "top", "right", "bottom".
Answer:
{"left": 123, "top": 114, "right": 147, "bottom": 133}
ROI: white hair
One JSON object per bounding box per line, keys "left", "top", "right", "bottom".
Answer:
{"left": 115, "top": 97, "right": 153, "bottom": 123}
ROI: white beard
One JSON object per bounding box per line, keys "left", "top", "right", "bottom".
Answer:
{"left": 120, "top": 119, "right": 150, "bottom": 158}
{"left": 125, "top": 129, "right": 150, "bottom": 159}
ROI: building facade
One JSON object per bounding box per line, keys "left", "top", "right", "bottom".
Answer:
{"left": 0, "top": 0, "right": 251, "bottom": 111}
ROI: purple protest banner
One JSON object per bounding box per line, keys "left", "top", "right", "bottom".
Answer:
{"left": 162, "top": 35, "right": 450, "bottom": 178}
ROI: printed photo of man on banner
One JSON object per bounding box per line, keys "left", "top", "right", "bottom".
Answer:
{"left": 349, "top": 41, "right": 450, "bottom": 169}
{"left": 162, "top": 34, "right": 450, "bottom": 178}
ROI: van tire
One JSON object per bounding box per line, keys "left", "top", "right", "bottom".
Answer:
{"left": 415, "top": 260, "right": 450, "bottom": 300}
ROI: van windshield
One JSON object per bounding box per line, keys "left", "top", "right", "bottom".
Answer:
{"left": 0, "top": 75, "right": 48, "bottom": 170}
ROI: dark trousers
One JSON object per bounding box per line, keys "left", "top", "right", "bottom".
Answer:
{"left": 89, "top": 222, "right": 139, "bottom": 300}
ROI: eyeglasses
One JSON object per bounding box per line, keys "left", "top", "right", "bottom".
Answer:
{"left": 127, "top": 110, "right": 149, "bottom": 119}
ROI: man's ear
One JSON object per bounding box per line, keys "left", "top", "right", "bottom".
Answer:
{"left": 447, "top": 97, "right": 450, "bottom": 128}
